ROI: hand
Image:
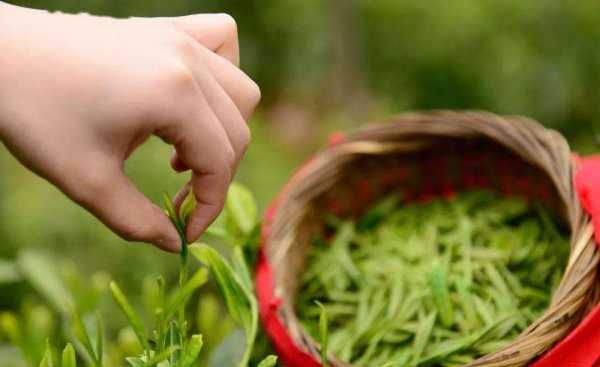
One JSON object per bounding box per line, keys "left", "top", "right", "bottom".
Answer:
{"left": 0, "top": 4, "right": 260, "bottom": 252}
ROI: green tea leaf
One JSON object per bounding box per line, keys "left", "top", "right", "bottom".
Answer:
{"left": 180, "top": 334, "right": 203, "bottom": 367}
{"left": 146, "top": 346, "right": 180, "bottom": 367}
{"left": 61, "top": 344, "right": 76, "bottom": 367}
{"left": 257, "top": 355, "right": 278, "bottom": 367}
{"left": 430, "top": 261, "right": 454, "bottom": 328}
{"left": 95, "top": 313, "right": 103, "bottom": 366}
{"left": 208, "top": 329, "right": 245, "bottom": 367}
{"left": 165, "top": 268, "right": 208, "bottom": 320}
{"left": 190, "top": 244, "right": 258, "bottom": 367}
{"left": 411, "top": 312, "right": 436, "bottom": 365}
{"left": 0, "top": 259, "right": 21, "bottom": 284}
{"left": 109, "top": 282, "right": 149, "bottom": 350}
{"left": 18, "top": 250, "right": 72, "bottom": 315}
{"left": 39, "top": 340, "right": 54, "bottom": 367}
{"left": 316, "top": 301, "right": 329, "bottom": 366}
{"left": 71, "top": 308, "right": 97, "bottom": 364}
{"left": 180, "top": 190, "right": 197, "bottom": 225}
{"left": 225, "top": 182, "right": 258, "bottom": 236}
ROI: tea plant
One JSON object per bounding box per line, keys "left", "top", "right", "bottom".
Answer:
{"left": 298, "top": 191, "right": 569, "bottom": 366}
{"left": 9, "top": 183, "right": 276, "bottom": 367}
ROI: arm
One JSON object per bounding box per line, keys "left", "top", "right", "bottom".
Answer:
{"left": 0, "top": 3, "right": 260, "bottom": 251}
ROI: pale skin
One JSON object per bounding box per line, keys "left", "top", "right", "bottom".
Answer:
{"left": 0, "top": 2, "right": 261, "bottom": 252}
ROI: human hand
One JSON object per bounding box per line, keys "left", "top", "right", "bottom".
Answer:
{"left": 0, "top": 4, "right": 260, "bottom": 252}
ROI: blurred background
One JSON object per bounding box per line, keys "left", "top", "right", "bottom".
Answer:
{"left": 1, "top": 0, "right": 599, "bottom": 365}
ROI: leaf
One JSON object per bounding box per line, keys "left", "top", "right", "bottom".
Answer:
{"left": 358, "top": 194, "right": 400, "bottom": 231}
{"left": 0, "top": 259, "right": 21, "bottom": 284}
{"left": 257, "top": 355, "right": 278, "bottom": 367}
{"left": 231, "top": 246, "right": 253, "bottom": 293}
{"left": 109, "top": 282, "right": 149, "bottom": 350}
{"left": 71, "top": 308, "right": 98, "bottom": 365}
{"left": 147, "top": 346, "right": 180, "bottom": 367}
{"left": 180, "top": 334, "right": 203, "bottom": 367}
{"left": 225, "top": 182, "right": 258, "bottom": 236}
{"left": 39, "top": 340, "right": 54, "bottom": 367}
{"left": 190, "top": 244, "right": 258, "bottom": 367}
{"left": 0, "top": 312, "right": 20, "bottom": 345}
{"left": 208, "top": 329, "right": 246, "bottom": 367}
{"left": 179, "top": 190, "right": 197, "bottom": 225}
{"left": 95, "top": 313, "right": 103, "bottom": 366}
{"left": 430, "top": 261, "right": 454, "bottom": 328}
{"left": 165, "top": 268, "right": 208, "bottom": 320}
{"left": 162, "top": 192, "right": 180, "bottom": 228}
{"left": 61, "top": 344, "right": 76, "bottom": 367}
{"left": 190, "top": 245, "right": 253, "bottom": 332}
{"left": 316, "top": 301, "right": 329, "bottom": 366}
{"left": 18, "top": 250, "right": 72, "bottom": 315}
{"left": 411, "top": 312, "right": 436, "bottom": 366}
{"left": 125, "top": 357, "right": 145, "bottom": 367}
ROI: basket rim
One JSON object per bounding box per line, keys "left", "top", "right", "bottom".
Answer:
{"left": 256, "top": 110, "right": 599, "bottom": 367}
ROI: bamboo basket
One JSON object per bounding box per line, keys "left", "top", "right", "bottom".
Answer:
{"left": 256, "top": 111, "right": 600, "bottom": 367}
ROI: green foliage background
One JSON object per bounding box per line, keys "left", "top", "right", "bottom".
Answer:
{"left": 0, "top": 0, "right": 599, "bottom": 365}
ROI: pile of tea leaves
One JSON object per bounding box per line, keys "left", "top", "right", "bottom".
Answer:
{"left": 297, "top": 191, "right": 569, "bottom": 366}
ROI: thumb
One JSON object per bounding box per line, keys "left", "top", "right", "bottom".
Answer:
{"left": 65, "top": 166, "right": 181, "bottom": 252}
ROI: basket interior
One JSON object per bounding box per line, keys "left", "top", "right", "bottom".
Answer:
{"left": 318, "top": 137, "right": 565, "bottom": 220}
{"left": 272, "top": 135, "right": 578, "bottom": 366}
{"left": 282, "top": 137, "right": 568, "bottom": 307}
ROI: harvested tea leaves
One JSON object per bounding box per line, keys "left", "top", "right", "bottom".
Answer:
{"left": 297, "top": 190, "right": 568, "bottom": 366}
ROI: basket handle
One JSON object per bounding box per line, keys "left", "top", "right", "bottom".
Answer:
{"left": 531, "top": 155, "right": 600, "bottom": 367}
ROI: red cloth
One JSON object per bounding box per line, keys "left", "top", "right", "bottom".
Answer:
{"left": 575, "top": 155, "right": 600, "bottom": 244}
{"left": 531, "top": 155, "right": 600, "bottom": 367}
{"left": 255, "top": 146, "right": 326, "bottom": 367}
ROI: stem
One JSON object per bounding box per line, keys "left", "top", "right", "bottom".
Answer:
{"left": 176, "top": 222, "right": 188, "bottom": 358}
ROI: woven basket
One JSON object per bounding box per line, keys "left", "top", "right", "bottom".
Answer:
{"left": 257, "top": 111, "right": 600, "bottom": 367}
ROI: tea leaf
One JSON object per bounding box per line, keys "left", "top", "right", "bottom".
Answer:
{"left": 95, "top": 313, "right": 103, "bottom": 366}
{"left": 180, "top": 190, "right": 197, "bottom": 226}
{"left": 257, "top": 355, "right": 278, "bottom": 367}
{"left": 297, "top": 191, "right": 568, "bottom": 365}
{"left": 109, "top": 282, "right": 149, "bottom": 350}
{"left": 39, "top": 340, "right": 54, "bottom": 367}
{"left": 180, "top": 334, "right": 203, "bottom": 367}
{"left": 165, "top": 268, "right": 208, "bottom": 320}
{"left": 18, "top": 250, "right": 72, "bottom": 315}
{"left": 411, "top": 311, "right": 436, "bottom": 365}
{"left": 71, "top": 308, "right": 98, "bottom": 365}
{"left": 147, "top": 346, "right": 180, "bottom": 366}
{"left": 316, "top": 301, "right": 329, "bottom": 366}
{"left": 190, "top": 244, "right": 258, "bottom": 367}
{"left": 61, "top": 344, "right": 76, "bottom": 367}
{"left": 225, "top": 182, "right": 258, "bottom": 236}
{"left": 430, "top": 261, "right": 454, "bottom": 328}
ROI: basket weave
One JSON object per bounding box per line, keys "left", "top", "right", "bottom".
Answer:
{"left": 260, "top": 111, "right": 600, "bottom": 366}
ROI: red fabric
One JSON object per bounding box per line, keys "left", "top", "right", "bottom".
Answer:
{"left": 255, "top": 149, "right": 326, "bottom": 367}
{"left": 256, "top": 250, "right": 321, "bottom": 367}
{"left": 531, "top": 155, "right": 600, "bottom": 367}
{"left": 327, "top": 131, "right": 346, "bottom": 146}
{"left": 575, "top": 155, "right": 600, "bottom": 245}
{"left": 531, "top": 303, "right": 600, "bottom": 367}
